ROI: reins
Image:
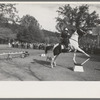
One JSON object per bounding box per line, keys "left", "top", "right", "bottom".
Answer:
{"left": 70, "top": 38, "right": 78, "bottom": 42}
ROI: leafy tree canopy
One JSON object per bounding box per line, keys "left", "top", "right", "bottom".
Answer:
{"left": 0, "top": 3, "right": 20, "bottom": 25}
{"left": 56, "top": 4, "right": 99, "bottom": 32}
{"left": 0, "top": 27, "right": 16, "bottom": 39}
{"left": 17, "top": 15, "right": 44, "bottom": 43}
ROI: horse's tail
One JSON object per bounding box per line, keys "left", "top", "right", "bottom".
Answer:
{"left": 44, "top": 45, "right": 53, "bottom": 54}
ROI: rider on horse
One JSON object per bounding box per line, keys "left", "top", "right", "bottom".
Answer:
{"left": 59, "top": 27, "right": 70, "bottom": 52}
{"left": 59, "top": 26, "right": 87, "bottom": 52}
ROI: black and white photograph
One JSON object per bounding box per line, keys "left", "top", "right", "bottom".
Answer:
{"left": 0, "top": 1, "right": 100, "bottom": 98}
{"left": 0, "top": 2, "right": 100, "bottom": 81}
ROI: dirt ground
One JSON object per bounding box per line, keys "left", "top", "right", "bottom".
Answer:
{"left": 0, "top": 45, "right": 100, "bottom": 81}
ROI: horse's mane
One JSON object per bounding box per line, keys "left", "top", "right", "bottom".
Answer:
{"left": 77, "top": 28, "right": 86, "bottom": 37}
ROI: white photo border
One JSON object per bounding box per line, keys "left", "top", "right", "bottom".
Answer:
{"left": 0, "top": 1, "right": 100, "bottom": 98}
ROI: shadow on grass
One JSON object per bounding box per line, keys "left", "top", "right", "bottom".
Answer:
{"left": 67, "top": 67, "right": 74, "bottom": 71}
{"left": 94, "top": 68, "right": 100, "bottom": 71}
{"left": 57, "top": 64, "right": 74, "bottom": 71}
{"left": 77, "top": 55, "right": 100, "bottom": 62}
{"left": 31, "top": 59, "right": 51, "bottom": 68}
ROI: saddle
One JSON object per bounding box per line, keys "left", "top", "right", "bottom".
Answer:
{"left": 61, "top": 45, "right": 65, "bottom": 49}
{"left": 61, "top": 44, "right": 70, "bottom": 53}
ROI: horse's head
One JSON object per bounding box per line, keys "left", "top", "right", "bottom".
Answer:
{"left": 77, "top": 28, "right": 87, "bottom": 37}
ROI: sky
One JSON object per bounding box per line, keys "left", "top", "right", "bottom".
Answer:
{"left": 15, "top": 2, "right": 100, "bottom": 32}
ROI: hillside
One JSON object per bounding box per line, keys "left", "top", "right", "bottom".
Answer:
{"left": 0, "top": 26, "right": 60, "bottom": 44}
{"left": 42, "top": 29, "right": 60, "bottom": 43}
{"left": 42, "top": 29, "right": 60, "bottom": 37}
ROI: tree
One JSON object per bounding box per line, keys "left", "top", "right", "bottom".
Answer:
{"left": 17, "top": 15, "right": 44, "bottom": 43}
{"left": 0, "top": 3, "right": 20, "bottom": 43}
{"left": 56, "top": 4, "right": 99, "bottom": 32}
{"left": 0, "top": 3, "right": 20, "bottom": 26}
{"left": 0, "top": 27, "right": 16, "bottom": 43}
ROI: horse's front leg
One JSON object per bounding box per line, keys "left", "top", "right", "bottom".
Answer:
{"left": 78, "top": 47, "right": 90, "bottom": 57}
{"left": 73, "top": 50, "right": 77, "bottom": 64}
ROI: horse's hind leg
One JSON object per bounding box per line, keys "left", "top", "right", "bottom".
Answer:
{"left": 53, "top": 55, "right": 58, "bottom": 67}
{"left": 77, "top": 47, "right": 90, "bottom": 57}
{"left": 51, "top": 55, "right": 58, "bottom": 68}
{"left": 51, "top": 57, "right": 54, "bottom": 68}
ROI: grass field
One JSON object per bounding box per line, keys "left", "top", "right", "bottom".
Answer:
{"left": 0, "top": 44, "right": 100, "bottom": 81}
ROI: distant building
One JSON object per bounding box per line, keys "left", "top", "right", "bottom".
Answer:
{"left": 92, "top": 24, "right": 100, "bottom": 48}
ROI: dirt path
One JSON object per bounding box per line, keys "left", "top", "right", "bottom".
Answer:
{"left": 0, "top": 58, "right": 39, "bottom": 81}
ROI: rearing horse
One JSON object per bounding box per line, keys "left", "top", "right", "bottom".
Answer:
{"left": 45, "top": 28, "right": 90, "bottom": 68}
{"left": 69, "top": 29, "right": 90, "bottom": 64}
